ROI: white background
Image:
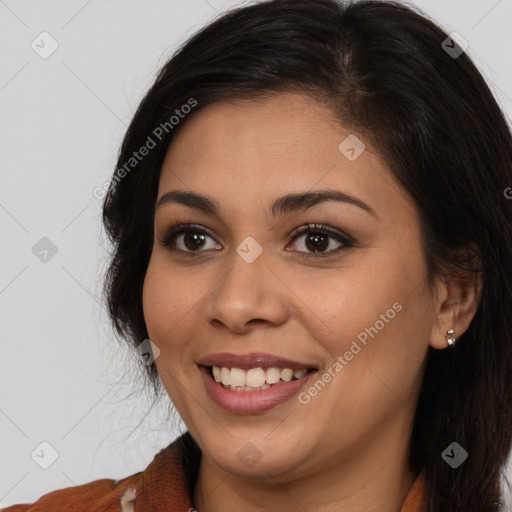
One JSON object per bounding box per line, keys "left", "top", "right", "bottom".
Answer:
{"left": 1, "top": 0, "right": 511, "bottom": 508}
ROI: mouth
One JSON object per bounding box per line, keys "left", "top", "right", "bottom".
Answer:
{"left": 198, "top": 364, "right": 318, "bottom": 414}
{"left": 202, "top": 364, "right": 317, "bottom": 392}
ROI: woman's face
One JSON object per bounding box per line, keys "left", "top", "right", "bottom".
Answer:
{"left": 143, "top": 92, "right": 439, "bottom": 481}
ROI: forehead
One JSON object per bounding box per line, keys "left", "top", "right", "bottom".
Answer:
{"left": 158, "top": 92, "right": 412, "bottom": 222}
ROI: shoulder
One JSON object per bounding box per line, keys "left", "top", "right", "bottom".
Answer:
{"left": 0, "top": 472, "right": 141, "bottom": 512}
{"left": 0, "top": 433, "right": 198, "bottom": 511}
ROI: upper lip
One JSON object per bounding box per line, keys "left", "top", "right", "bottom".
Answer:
{"left": 197, "top": 352, "right": 317, "bottom": 371}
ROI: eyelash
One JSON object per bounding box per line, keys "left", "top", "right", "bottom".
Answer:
{"left": 157, "top": 222, "right": 354, "bottom": 258}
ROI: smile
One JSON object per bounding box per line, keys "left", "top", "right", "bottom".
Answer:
{"left": 199, "top": 364, "right": 318, "bottom": 414}
{"left": 210, "top": 365, "right": 313, "bottom": 391}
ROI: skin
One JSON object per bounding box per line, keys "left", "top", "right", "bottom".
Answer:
{"left": 142, "top": 92, "right": 481, "bottom": 512}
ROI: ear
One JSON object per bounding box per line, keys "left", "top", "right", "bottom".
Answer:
{"left": 429, "top": 268, "right": 483, "bottom": 350}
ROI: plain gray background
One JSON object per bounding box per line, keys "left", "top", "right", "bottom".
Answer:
{"left": 1, "top": 0, "right": 511, "bottom": 508}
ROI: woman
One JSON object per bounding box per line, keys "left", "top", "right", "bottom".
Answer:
{"left": 3, "top": 0, "right": 512, "bottom": 510}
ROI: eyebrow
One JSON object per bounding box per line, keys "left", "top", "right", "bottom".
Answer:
{"left": 156, "top": 189, "right": 377, "bottom": 218}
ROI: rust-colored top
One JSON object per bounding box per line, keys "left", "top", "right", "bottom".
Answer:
{"left": 2, "top": 433, "right": 427, "bottom": 511}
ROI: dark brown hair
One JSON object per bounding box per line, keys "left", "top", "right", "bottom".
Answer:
{"left": 101, "top": 1, "right": 512, "bottom": 509}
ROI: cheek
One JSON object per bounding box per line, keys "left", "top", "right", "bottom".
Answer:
{"left": 285, "top": 260, "right": 405, "bottom": 348}
{"left": 142, "top": 263, "right": 169, "bottom": 340}
{"left": 297, "top": 292, "right": 429, "bottom": 444}
{"left": 142, "top": 257, "right": 201, "bottom": 342}
{"left": 142, "top": 259, "right": 200, "bottom": 410}
{"left": 294, "top": 253, "right": 430, "bottom": 405}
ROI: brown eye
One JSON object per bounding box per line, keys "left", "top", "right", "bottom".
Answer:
{"left": 294, "top": 232, "right": 336, "bottom": 253}
{"left": 158, "top": 225, "right": 221, "bottom": 252}
{"left": 158, "top": 222, "right": 353, "bottom": 257}
{"left": 289, "top": 223, "right": 353, "bottom": 256}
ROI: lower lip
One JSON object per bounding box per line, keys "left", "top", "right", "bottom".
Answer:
{"left": 198, "top": 365, "right": 317, "bottom": 414}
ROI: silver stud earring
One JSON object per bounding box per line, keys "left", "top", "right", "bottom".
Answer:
{"left": 445, "top": 328, "right": 456, "bottom": 347}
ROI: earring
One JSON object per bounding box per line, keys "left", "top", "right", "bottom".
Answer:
{"left": 445, "top": 328, "right": 456, "bottom": 347}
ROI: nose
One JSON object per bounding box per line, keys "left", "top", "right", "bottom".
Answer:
{"left": 203, "top": 248, "right": 288, "bottom": 334}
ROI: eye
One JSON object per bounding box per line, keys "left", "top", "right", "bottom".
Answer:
{"left": 288, "top": 222, "right": 353, "bottom": 256}
{"left": 158, "top": 224, "right": 221, "bottom": 252}
{"left": 157, "top": 222, "right": 353, "bottom": 256}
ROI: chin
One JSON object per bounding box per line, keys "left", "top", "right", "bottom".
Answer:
{"left": 203, "top": 432, "right": 304, "bottom": 476}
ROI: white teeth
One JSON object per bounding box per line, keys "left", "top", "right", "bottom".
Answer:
{"left": 293, "top": 369, "right": 307, "bottom": 379}
{"left": 265, "top": 367, "right": 281, "bottom": 384}
{"left": 211, "top": 365, "right": 310, "bottom": 388}
{"left": 212, "top": 366, "right": 222, "bottom": 382}
{"left": 221, "top": 367, "right": 230, "bottom": 386}
{"left": 226, "top": 384, "right": 271, "bottom": 391}
{"left": 280, "top": 368, "right": 293, "bottom": 382}
{"left": 229, "top": 367, "right": 246, "bottom": 387}
{"left": 246, "top": 368, "right": 266, "bottom": 387}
